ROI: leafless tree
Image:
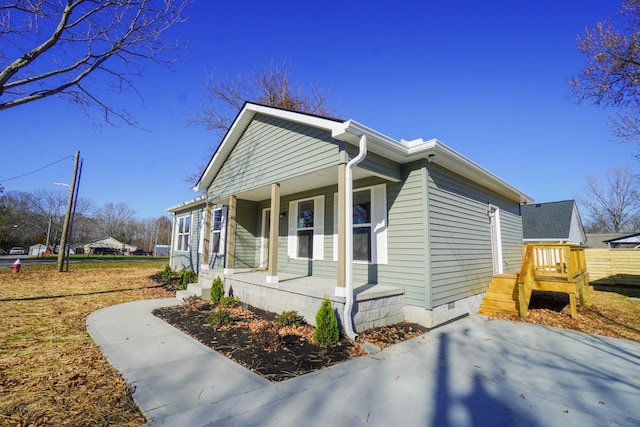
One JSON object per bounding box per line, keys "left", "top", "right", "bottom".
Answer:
{"left": 187, "top": 60, "right": 336, "bottom": 183}
{"left": 577, "top": 165, "right": 640, "bottom": 232}
{"left": 0, "top": 0, "right": 189, "bottom": 125}
{"left": 569, "top": 0, "right": 640, "bottom": 146}
{"left": 95, "top": 202, "right": 136, "bottom": 240}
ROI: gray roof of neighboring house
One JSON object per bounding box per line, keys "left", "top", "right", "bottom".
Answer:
{"left": 585, "top": 233, "right": 628, "bottom": 248}
{"left": 603, "top": 232, "right": 640, "bottom": 248}
{"left": 521, "top": 200, "right": 577, "bottom": 241}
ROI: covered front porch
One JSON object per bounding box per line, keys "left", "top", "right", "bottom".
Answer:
{"left": 182, "top": 268, "right": 405, "bottom": 332}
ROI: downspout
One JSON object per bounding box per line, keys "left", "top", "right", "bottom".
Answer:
{"left": 343, "top": 134, "right": 367, "bottom": 341}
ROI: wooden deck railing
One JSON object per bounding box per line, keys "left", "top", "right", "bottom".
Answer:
{"left": 518, "top": 244, "right": 589, "bottom": 320}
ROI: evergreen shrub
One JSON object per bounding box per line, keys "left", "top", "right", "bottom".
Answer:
{"left": 313, "top": 298, "right": 339, "bottom": 346}
{"left": 210, "top": 276, "right": 224, "bottom": 303}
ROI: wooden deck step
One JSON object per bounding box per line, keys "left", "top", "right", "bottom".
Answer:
{"left": 479, "top": 274, "right": 519, "bottom": 316}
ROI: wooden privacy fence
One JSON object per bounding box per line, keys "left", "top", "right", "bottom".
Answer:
{"left": 585, "top": 249, "right": 640, "bottom": 287}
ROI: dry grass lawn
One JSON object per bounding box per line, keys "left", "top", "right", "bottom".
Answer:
{"left": 1, "top": 261, "right": 639, "bottom": 426}
{"left": 0, "top": 262, "right": 174, "bottom": 426}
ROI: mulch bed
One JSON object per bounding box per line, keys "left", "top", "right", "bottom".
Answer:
{"left": 153, "top": 300, "right": 427, "bottom": 382}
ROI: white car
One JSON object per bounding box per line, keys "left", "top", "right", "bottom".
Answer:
{"left": 9, "top": 247, "right": 25, "bottom": 255}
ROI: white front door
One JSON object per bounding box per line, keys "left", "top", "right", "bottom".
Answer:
{"left": 488, "top": 205, "right": 503, "bottom": 274}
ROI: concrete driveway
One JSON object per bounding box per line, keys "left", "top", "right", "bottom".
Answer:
{"left": 87, "top": 298, "right": 640, "bottom": 427}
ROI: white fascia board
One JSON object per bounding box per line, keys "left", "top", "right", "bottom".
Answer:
{"left": 166, "top": 195, "right": 206, "bottom": 213}
{"left": 336, "top": 121, "right": 533, "bottom": 204}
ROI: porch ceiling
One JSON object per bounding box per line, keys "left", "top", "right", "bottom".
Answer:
{"left": 228, "top": 165, "right": 376, "bottom": 202}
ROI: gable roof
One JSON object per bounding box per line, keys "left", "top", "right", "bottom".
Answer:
{"left": 194, "top": 102, "right": 533, "bottom": 204}
{"left": 603, "top": 232, "right": 640, "bottom": 248}
{"left": 521, "top": 200, "right": 586, "bottom": 244}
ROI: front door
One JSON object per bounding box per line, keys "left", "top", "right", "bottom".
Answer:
{"left": 260, "top": 208, "right": 270, "bottom": 270}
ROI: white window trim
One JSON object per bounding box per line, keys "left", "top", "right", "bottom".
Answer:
{"left": 210, "top": 206, "right": 227, "bottom": 256}
{"left": 288, "top": 195, "right": 324, "bottom": 260}
{"left": 198, "top": 209, "right": 206, "bottom": 254}
{"left": 333, "top": 183, "right": 388, "bottom": 264}
{"left": 174, "top": 213, "right": 192, "bottom": 252}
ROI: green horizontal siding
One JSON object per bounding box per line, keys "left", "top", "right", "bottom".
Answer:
{"left": 427, "top": 163, "right": 523, "bottom": 308}
{"left": 208, "top": 115, "right": 342, "bottom": 200}
{"left": 234, "top": 199, "right": 259, "bottom": 269}
{"left": 376, "top": 163, "right": 427, "bottom": 306}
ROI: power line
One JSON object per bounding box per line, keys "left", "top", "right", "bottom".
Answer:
{"left": 0, "top": 155, "right": 74, "bottom": 183}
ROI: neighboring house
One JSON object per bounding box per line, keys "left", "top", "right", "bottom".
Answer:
{"left": 154, "top": 245, "right": 169, "bottom": 256}
{"left": 585, "top": 233, "right": 628, "bottom": 249}
{"left": 168, "top": 102, "right": 532, "bottom": 330}
{"left": 521, "top": 200, "right": 587, "bottom": 246}
{"left": 28, "top": 243, "right": 48, "bottom": 256}
{"left": 602, "top": 232, "right": 640, "bottom": 248}
{"left": 82, "top": 236, "right": 137, "bottom": 254}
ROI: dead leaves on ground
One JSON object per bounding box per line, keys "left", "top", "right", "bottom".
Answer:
{"left": 489, "top": 290, "right": 640, "bottom": 342}
{"left": 0, "top": 265, "right": 175, "bottom": 426}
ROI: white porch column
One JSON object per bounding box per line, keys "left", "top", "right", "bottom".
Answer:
{"left": 267, "top": 183, "right": 280, "bottom": 284}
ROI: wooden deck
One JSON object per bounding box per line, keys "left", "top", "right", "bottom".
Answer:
{"left": 479, "top": 244, "right": 590, "bottom": 319}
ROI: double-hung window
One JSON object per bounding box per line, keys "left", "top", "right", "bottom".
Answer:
{"left": 333, "top": 184, "right": 387, "bottom": 264}
{"left": 353, "top": 189, "right": 372, "bottom": 262}
{"left": 176, "top": 215, "right": 191, "bottom": 252}
{"left": 211, "top": 207, "right": 227, "bottom": 255}
{"left": 288, "top": 196, "right": 324, "bottom": 260}
{"left": 296, "top": 200, "right": 315, "bottom": 258}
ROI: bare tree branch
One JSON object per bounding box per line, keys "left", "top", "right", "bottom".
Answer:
{"left": 570, "top": 0, "right": 640, "bottom": 145}
{"left": 0, "top": 0, "right": 190, "bottom": 125}
{"left": 577, "top": 165, "right": 640, "bottom": 232}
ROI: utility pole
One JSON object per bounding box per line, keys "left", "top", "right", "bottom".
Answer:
{"left": 57, "top": 151, "right": 80, "bottom": 272}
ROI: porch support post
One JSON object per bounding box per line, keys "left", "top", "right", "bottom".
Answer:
{"left": 224, "top": 195, "right": 236, "bottom": 275}
{"left": 267, "top": 183, "right": 280, "bottom": 284}
{"left": 202, "top": 202, "right": 212, "bottom": 267}
{"left": 336, "top": 163, "right": 347, "bottom": 295}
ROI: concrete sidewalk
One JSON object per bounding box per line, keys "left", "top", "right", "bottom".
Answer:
{"left": 87, "top": 298, "right": 640, "bottom": 427}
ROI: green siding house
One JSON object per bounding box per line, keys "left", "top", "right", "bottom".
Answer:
{"left": 168, "top": 103, "right": 532, "bottom": 333}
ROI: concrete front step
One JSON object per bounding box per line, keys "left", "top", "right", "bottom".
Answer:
{"left": 186, "top": 282, "right": 212, "bottom": 300}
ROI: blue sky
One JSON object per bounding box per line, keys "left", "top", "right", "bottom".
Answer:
{"left": 1, "top": 0, "right": 637, "bottom": 219}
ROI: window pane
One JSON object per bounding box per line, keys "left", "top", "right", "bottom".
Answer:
{"left": 353, "top": 190, "right": 371, "bottom": 224}
{"left": 298, "top": 200, "right": 314, "bottom": 228}
{"left": 213, "top": 210, "right": 222, "bottom": 231}
{"left": 184, "top": 216, "right": 191, "bottom": 233}
{"left": 297, "top": 229, "right": 313, "bottom": 258}
{"left": 212, "top": 232, "right": 220, "bottom": 254}
{"left": 353, "top": 227, "right": 371, "bottom": 262}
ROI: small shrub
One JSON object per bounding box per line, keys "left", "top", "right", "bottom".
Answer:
{"left": 207, "top": 309, "right": 233, "bottom": 329}
{"left": 210, "top": 276, "right": 224, "bottom": 303}
{"left": 161, "top": 264, "right": 173, "bottom": 281}
{"left": 181, "top": 269, "right": 198, "bottom": 290}
{"left": 218, "top": 296, "right": 240, "bottom": 308}
{"left": 313, "top": 298, "right": 339, "bottom": 346}
{"left": 276, "top": 310, "right": 305, "bottom": 327}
